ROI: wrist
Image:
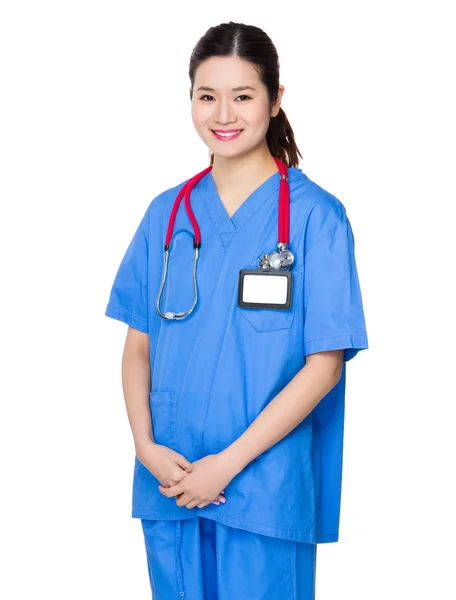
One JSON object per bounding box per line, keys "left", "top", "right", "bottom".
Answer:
{"left": 134, "top": 434, "right": 155, "bottom": 456}
{"left": 219, "top": 444, "right": 248, "bottom": 476}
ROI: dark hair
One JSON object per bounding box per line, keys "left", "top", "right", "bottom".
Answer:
{"left": 189, "top": 22, "right": 303, "bottom": 168}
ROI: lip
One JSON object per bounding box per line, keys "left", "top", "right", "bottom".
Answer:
{"left": 211, "top": 129, "right": 244, "bottom": 141}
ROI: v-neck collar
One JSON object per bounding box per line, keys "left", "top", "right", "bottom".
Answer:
{"left": 197, "top": 167, "right": 298, "bottom": 237}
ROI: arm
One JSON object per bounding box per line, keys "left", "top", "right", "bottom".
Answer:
{"left": 122, "top": 327, "right": 217, "bottom": 496}
{"left": 121, "top": 326, "right": 153, "bottom": 454}
{"left": 220, "top": 350, "right": 344, "bottom": 475}
{"left": 158, "top": 350, "right": 344, "bottom": 507}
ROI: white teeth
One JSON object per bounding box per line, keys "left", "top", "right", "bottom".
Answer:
{"left": 214, "top": 130, "right": 241, "bottom": 137}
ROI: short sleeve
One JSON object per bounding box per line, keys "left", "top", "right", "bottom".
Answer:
{"left": 104, "top": 205, "right": 151, "bottom": 333}
{"left": 303, "top": 219, "right": 368, "bottom": 362}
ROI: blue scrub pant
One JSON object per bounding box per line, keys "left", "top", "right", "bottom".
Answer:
{"left": 141, "top": 516, "right": 317, "bottom": 599}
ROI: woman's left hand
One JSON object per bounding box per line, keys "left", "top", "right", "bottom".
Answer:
{"left": 158, "top": 452, "right": 239, "bottom": 509}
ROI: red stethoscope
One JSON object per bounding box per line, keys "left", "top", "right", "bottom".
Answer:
{"left": 156, "top": 156, "right": 295, "bottom": 320}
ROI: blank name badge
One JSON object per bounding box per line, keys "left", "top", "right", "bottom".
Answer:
{"left": 238, "top": 268, "right": 293, "bottom": 310}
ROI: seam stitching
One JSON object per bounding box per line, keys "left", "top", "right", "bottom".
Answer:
{"left": 304, "top": 333, "right": 368, "bottom": 345}
{"left": 304, "top": 222, "right": 348, "bottom": 257}
{"left": 106, "top": 304, "right": 148, "bottom": 325}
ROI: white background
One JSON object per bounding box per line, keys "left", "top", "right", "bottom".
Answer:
{"left": 1, "top": 1, "right": 455, "bottom": 598}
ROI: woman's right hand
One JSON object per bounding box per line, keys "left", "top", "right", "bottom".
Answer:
{"left": 136, "top": 440, "right": 225, "bottom": 505}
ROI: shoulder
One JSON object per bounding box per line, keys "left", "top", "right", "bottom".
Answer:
{"left": 141, "top": 176, "right": 191, "bottom": 230}
{"left": 290, "top": 168, "right": 347, "bottom": 224}
{"left": 290, "top": 168, "right": 351, "bottom": 252}
{"left": 147, "top": 177, "right": 189, "bottom": 213}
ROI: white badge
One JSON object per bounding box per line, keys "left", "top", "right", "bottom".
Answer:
{"left": 238, "top": 268, "right": 293, "bottom": 310}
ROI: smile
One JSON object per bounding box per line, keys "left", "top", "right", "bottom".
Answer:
{"left": 211, "top": 129, "right": 243, "bottom": 141}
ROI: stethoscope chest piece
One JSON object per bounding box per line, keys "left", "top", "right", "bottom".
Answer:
{"left": 260, "top": 244, "right": 295, "bottom": 271}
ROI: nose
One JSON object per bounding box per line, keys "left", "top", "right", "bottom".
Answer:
{"left": 213, "top": 97, "right": 237, "bottom": 125}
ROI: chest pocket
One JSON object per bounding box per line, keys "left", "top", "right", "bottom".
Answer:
{"left": 237, "top": 253, "right": 303, "bottom": 333}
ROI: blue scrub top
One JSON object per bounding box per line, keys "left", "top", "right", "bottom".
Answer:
{"left": 105, "top": 167, "right": 369, "bottom": 544}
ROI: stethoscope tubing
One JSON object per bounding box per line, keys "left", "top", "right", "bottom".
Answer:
{"left": 156, "top": 157, "right": 291, "bottom": 320}
{"left": 165, "top": 157, "right": 289, "bottom": 249}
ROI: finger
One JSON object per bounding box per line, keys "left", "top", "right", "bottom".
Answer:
{"left": 176, "top": 493, "right": 190, "bottom": 507}
{"left": 198, "top": 501, "right": 212, "bottom": 508}
{"left": 185, "top": 500, "right": 200, "bottom": 509}
{"left": 159, "top": 482, "right": 183, "bottom": 497}
{"left": 176, "top": 456, "right": 192, "bottom": 470}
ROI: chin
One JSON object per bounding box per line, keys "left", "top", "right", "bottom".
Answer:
{"left": 209, "top": 146, "right": 252, "bottom": 162}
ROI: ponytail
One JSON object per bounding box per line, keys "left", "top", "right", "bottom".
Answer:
{"left": 266, "top": 107, "right": 302, "bottom": 168}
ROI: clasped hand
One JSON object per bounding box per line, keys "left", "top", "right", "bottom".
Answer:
{"left": 158, "top": 453, "right": 236, "bottom": 509}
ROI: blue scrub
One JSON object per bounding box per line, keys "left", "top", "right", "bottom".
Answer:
{"left": 141, "top": 517, "right": 317, "bottom": 599}
{"left": 105, "top": 167, "right": 368, "bottom": 590}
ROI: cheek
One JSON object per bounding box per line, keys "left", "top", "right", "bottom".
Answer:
{"left": 249, "top": 114, "right": 271, "bottom": 138}
{"left": 191, "top": 103, "right": 210, "bottom": 127}
{"left": 244, "top": 104, "right": 271, "bottom": 130}
{"left": 190, "top": 104, "right": 199, "bottom": 125}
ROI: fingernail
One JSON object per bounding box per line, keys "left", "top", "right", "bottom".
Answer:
{"left": 220, "top": 498, "right": 226, "bottom": 503}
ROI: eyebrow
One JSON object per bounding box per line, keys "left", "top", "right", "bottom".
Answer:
{"left": 195, "top": 85, "right": 256, "bottom": 92}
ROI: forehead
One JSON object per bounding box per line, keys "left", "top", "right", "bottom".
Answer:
{"left": 194, "top": 56, "right": 261, "bottom": 89}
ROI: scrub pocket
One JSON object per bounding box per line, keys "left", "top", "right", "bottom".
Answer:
{"left": 149, "top": 390, "right": 176, "bottom": 448}
{"left": 237, "top": 253, "right": 303, "bottom": 333}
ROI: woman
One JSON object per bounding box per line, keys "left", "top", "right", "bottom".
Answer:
{"left": 105, "top": 21, "right": 369, "bottom": 600}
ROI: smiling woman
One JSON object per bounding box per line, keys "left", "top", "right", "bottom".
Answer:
{"left": 104, "top": 19, "right": 368, "bottom": 600}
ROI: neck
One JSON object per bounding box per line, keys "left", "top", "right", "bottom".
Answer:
{"left": 210, "top": 143, "right": 279, "bottom": 195}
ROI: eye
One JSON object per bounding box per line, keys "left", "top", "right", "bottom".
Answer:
{"left": 199, "top": 94, "right": 252, "bottom": 102}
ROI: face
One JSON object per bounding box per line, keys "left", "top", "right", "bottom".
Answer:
{"left": 191, "top": 56, "right": 284, "bottom": 161}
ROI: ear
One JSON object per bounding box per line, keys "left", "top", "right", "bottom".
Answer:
{"left": 271, "top": 85, "right": 285, "bottom": 117}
